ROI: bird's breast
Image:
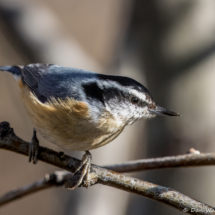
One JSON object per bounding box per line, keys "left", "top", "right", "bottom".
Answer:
{"left": 20, "top": 87, "right": 124, "bottom": 151}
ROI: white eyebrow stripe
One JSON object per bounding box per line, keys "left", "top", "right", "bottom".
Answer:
{"left": 129, "top": 89, "right": 146, "bottom": 101}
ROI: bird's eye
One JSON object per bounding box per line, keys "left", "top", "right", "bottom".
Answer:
{"left": 131, "top": 97, "right": 139, "bottom": 105}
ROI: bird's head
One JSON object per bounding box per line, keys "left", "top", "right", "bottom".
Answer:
{"left": 82, "top": 74, "right": 180, "bottom": 126}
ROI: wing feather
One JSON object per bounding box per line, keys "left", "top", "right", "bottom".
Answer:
{"left": 20, "top": 63, "right": 94, "bottom": 103}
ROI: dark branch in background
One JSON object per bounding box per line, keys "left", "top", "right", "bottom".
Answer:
{"left": 0, "top": 121, "right": 215, "bottom": 215}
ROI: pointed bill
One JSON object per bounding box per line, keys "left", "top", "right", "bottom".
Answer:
{"left": 149, "top": 106, "right": 181, "bottom": 116}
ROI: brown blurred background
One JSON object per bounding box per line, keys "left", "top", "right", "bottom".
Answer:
{"left": 0, "top": 0, "right": 215, "bottom": 214}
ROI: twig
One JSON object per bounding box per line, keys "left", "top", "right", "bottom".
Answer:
{"left": 104, "top": 152, "right": 215, "bottom": 173}
{"left": 0, "top": 171, "right": 71, "bottom": 206}
{"left": 1, "top": 171, "right": 215, "bottom": 215}
{"left": 0, "top": 121, "right": 215, "bottom": 215}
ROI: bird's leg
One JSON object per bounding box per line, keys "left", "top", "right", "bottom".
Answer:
{"left": 29, "top": 128, "right": 39, "bottom": 164}
{"left": 65, "top": 151, "right": 92, "bottom": 190}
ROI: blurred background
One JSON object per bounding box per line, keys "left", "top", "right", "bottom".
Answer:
{"left": 0, "top": 0, "right": 215, "bottom": 214}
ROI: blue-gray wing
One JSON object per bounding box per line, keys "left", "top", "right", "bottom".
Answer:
{"left": 21, "top": 63, "right": 95, "bottom": 103}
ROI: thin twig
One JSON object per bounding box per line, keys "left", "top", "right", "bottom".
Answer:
{"left": 0, "top": 171, "right": 71, "bottom": 206}
{"left": 0, "top": 121, "right": 215, "bottom": 215}
{"left": 104, "top": 152, "right": 215, "bottom": 172}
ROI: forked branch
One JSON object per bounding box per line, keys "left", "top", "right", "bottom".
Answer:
{"left": 0, "top": 121, "right": 215, "bottom": 215}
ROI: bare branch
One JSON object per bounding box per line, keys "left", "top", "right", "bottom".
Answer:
{"left": 104, "top": 152, "right": 215, "bottom": 173}
{"left": 1, "top": 121, "right": 215, "bottom": 215}
{"left": 0, "top": 171, "right": 71, "bottom": 206}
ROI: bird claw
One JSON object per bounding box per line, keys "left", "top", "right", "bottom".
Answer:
{"left": 65, "top": 151, "right": 92, "bottom": 190}
{"left": 29, "top": 129, "right": 39, "bottom": 164}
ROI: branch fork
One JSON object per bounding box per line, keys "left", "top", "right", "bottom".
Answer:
{"left": 1, "top": 121, "right": 215, "bottom": 215}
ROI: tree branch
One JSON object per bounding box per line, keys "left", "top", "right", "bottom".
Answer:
{"left": 103, "top": 150, "right": 215, "bottom": 173}
{"left": 1, "top": 121, "right": 215, "bottom": 215}
{"left": 0, "top": 171, "right": 71, "bottom": 206}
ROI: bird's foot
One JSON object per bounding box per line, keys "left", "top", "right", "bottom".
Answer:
{"left": 65, "top": 151, "right": 92, "bottom": 190}
{"left": 29, "top": 129, "right": 39, "bottom": 164}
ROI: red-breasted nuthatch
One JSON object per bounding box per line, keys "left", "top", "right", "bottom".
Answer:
{"left": 0, "top": 63, "right": 180, "bottom": 189}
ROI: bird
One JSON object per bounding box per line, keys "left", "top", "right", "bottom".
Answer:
{"left": 0, "top": 63, "right": 180, "bottom": 189}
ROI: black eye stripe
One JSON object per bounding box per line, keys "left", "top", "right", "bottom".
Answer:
{"left": 82, "top": 82, "right": 105, "bottom": 105}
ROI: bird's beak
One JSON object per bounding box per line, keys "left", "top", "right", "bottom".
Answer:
{"left": 149, "top": 106, "right": 181, "bottom": 116}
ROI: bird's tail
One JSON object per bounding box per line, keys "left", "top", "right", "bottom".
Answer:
{"left": 0, "top": 65, "right": 22, "bottom": 79}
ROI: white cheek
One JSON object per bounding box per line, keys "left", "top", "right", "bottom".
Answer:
{"left": 126, "top": 105, "right": 140, "bottom": 124}
{"left": 130, "top": 106, "right": 152, "bottom": 123}
{"left": 105, "top": 102, "right": 130, "bottom": 125}
{"left": 142, "top": 106, "right": 147, "bottom": 112}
